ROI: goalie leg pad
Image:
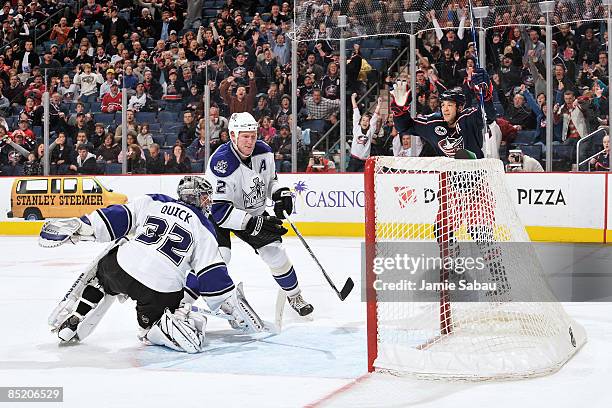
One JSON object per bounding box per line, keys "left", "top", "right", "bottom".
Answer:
{"left": 145, "top": 308, "right": 206, "bottom": 353}
{"left": 58, "top": 285, "right": 114, "bottom": 343}
{"left": 49, "top": 239, "right": 126, "bottom": 329}
{"left": 220, "top": 283, "right": 265, "bottom": 334}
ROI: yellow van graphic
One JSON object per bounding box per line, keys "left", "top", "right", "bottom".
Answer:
{"left": 8, "top": 177, "right": 128, "bottom": 220}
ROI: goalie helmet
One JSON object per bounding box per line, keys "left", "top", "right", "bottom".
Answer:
{"left": 177, "top": 176, "right": 213, "bottom": 212}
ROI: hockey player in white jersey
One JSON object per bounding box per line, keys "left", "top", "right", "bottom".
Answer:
{"left": 206, "top": 112, "right": 314, "bottom": 316}
{"left": 39, "top": 176, "right": 264, "bottom": 353}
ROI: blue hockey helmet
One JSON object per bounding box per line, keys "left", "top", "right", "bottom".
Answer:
{"left": 439, "top": 88, "right": 466, "bottom": 107}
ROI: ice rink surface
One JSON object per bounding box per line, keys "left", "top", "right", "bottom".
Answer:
{"left": 0, "top": 236, "right": 610, "bottom": 408}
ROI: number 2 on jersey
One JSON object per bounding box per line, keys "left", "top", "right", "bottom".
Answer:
{"left": 135, "top": 216, "right": 193, "bottom": 266}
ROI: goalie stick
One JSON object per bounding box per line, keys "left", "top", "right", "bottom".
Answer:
{"left": 283, "top": 211, "right": 354, "bottom": 301}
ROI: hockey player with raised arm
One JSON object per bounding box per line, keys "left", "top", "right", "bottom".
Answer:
{"left": 390, "top": 67, "right": 496, "bottom": 159}
{"left": 206, "top": 112, "right": 314, "bottom": 316}
{"left": 390, "top": 67, "right": 510, "bottom": 296}
{"left": 39, "top": 176, "right": 265, "bottom": 353}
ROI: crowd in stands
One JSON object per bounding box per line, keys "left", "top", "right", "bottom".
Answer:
{"left": 0, "top": 0, "right": 610, "bottom": 176}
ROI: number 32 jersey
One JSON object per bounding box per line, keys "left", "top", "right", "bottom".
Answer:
{"left": 85, "top": 194, "right": 226, "bottom": 293}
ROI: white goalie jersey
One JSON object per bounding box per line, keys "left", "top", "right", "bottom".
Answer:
{"left": 85, "top": 194, "right": 228, "bottom": 294}
{"left": 206, "top": 141, "right": 281, "bottom": 230}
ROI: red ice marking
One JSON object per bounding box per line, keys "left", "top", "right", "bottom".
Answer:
{"left": 304, "top": 373, "right": 371, "bottom": 408}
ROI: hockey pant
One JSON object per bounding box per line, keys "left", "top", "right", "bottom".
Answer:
{"left": 77, "top": 246, "right": 184, "bottom": 331}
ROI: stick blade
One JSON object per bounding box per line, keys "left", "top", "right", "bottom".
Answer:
{"left": 338, "top": 278, "right": 355, "bottom": 301}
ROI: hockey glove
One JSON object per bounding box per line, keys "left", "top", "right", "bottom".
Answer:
{"left": 39, "top": 217, "right": 95, "bottom": 247}
{"left": 245, "top": 215, "right": 288, "bottom": 240}
{"left": 470, "top": 68, "right": 490, "bottom": 88}
{"left": 272, "top": 187, "right": 293, "bottom": 219}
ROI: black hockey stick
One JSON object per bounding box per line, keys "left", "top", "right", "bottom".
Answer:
{"left": 283, "top": 211, "right": 354, "bottom": 301}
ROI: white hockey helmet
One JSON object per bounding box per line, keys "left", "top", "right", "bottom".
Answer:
{"left": 177, "top": 175, "right": 213, "bottom": 212}
{"left": 228, "top": 112, "right": 258, "bottom": 145}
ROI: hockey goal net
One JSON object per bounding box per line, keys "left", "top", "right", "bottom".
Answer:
{"left": 364, "top": 156, "right": 586, "bottom": 380}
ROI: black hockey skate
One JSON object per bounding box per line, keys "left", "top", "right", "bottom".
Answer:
{"left": 287, "top": 293, "right": 314, "bottom": 316}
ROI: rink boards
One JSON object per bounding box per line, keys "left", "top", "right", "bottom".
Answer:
{"left": 0, "top": 172, "right": 610, "bottom": 243}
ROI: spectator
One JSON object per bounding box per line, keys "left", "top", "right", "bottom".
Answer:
{"left": 74, "top": 63, "right": 104, "bottom": 103}
{"left": 96, "top": 134, "right": 120, "bottom": 164}
{"left": 164, "top": 143, "right": 191, "bottom": 173}
{"left": 101, "top": 82, "right": 122, "bottom": 113}
{"left": 50, "top": 132, "right": 71, "bottom": 174}
{"left": 553, "top": 64, "right": 578, "bottom": 97}
{"left": 103, "top": 7, "right": 129, "bottom": 42}
{"left": 300, "top": 52, "right": 324, "bottom": 82}
{"left": 348, "top": 94, "right": 382, "bottom": 172}
{"left": 258, "top": 116, "right": 276, "bottom": 144}
{"left": 67, "top": 19, "right": 88, "bottom": 45}
{"left": 17, "top": 40, "right": 39, "bottom": 74}
{"left": 99, "top": 68, "right": 118, "bottom": 98}
{"left": 212, "top": 128, "right": 230, "bottom": 152}
{"left": 506, "top": 149, "right": 544, "bottom": 172}
{"left": 68, "top": 113, "right": 95, "bottom": 144}
{"left": 306, "top": 150, "right": 336, "bottom": 173}
{"left": 88, "top": 121, "right": 106, "bottom": 148}
{"left": 114, "top": 109, "right": 138, "bottom": 141}
{"left": 23, "top": 143, "right": 44, "bottom": 176}
{"left": 177, "top": 111, "right": 197, "bottom": 146}
{"left": 274, "top": 94, "right": 291, "bottom": 128}
{"left": 393, "top": 132, "right": 421, "bottom": 157}
{"left": 49, "top": 17, "right": 71, "bottom": 45}
{"left": 162, "top": 68, "right": 184, "bottom": 100}
{"left": 554, "top": 90, "right": 588, "bottom": 145}
{"left": 268, "top": 30, "right": 290, "bottom": 66}
{"left": 5, "top": 75, "right": 25, "bottom": 106}
{"left": 0, "top": 129, "right": 29, "bottom": 175}
{"left": 78, "top": 0, "right": 103, "bottom": 26}
{"left": 590, "top": 135, "right": 610, "bottom": 171}
{"left": 137, "top": 123, "right": 155, "bottom": 151}
{"left": 253, "top": 94, "right": 272, "bottom": 121}
{"left": 270, "top": 123, "right": 293, "bottom": 173}
{"left": 219, "top": 71, "right": 257, "bottom": 114}
{"left": 143, "top": 69, "right": 163, "bottom": 100}
{"left": 58, "top": 74, "right": 80, "bottom": 104}
{"left": 255, "top": 48, "right": 278, "bottom": 90}
{"left": 505, "top": 92, "right": 536, "bottom": 130}
{"left": 304, "top": 89, "right": 341, "bottom": 121}
{"left": 69, "top": 143, "right": 97, "bottom": 174}
{"left": 145, "top": 143, "right": 165, "bottom": 174}
{"left": 429, "top": 9, "right": 467, "bottom": 55}
{"left": 320, "top": 62, "right": 340, "bottom": 100}
{"left": 126, "top": 144, "right": 146, "bottom": 174}
{"left": 186, "top": 129, "right": 207, "bottom": 162}
{"left": 128, "top": 82, "right": 154, "bottom": 112}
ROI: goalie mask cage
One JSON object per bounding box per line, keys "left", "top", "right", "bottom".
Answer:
{"left": 364, "top": 156, "right": 586, "bottom": 380}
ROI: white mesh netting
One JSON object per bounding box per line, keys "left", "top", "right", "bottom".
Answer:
{"left": 365, "top": 156, "right": 586, "bottom": 380}
{"left": 291, "top": 0, "right": 608, "bottom": 41}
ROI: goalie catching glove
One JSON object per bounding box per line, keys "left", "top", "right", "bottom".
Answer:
{"left": 272, "top": 187, "right": 293, "bottom": 219}
{"left": 39, "top": 217, "right": 95, "bottom": 247}
{"left": 245, "top": 214, "right": 287, "bottom": 241}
